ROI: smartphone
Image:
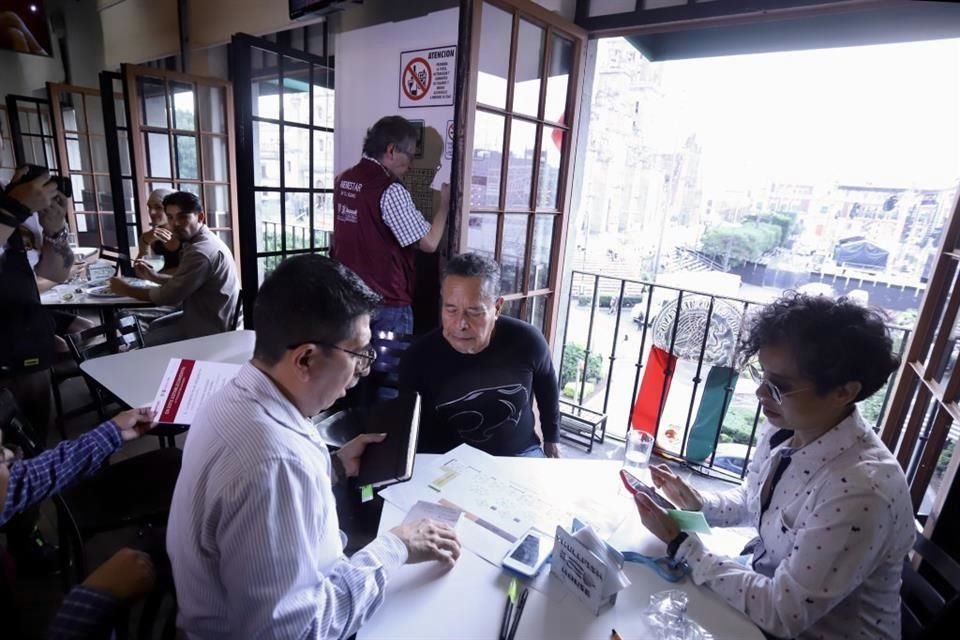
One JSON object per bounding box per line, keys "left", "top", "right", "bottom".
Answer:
{"left": 502, "top": 528, "right": 554, "bottom": 577}
{"left": 620, "top": 468, "right": 677, "bottom": 510}
{"left": 15, "top": 164, "right": 73, "bottom": 198}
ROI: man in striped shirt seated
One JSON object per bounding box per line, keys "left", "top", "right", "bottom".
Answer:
{"left": 167, "top": 255, "right": 461, "bottom": 640}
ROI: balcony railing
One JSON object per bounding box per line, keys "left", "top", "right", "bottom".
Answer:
{"left": 260, "top": 220, "right": 331, "bottom": 254}
{"left": 558, "top": 270, "right": 912, "bottom": 482}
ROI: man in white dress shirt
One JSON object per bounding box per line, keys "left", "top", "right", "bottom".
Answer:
{"left": 634, "top": 293, "right": 914, "bottom": 640}
{"left": 167, "top": 255, "right": 461, "bottom": 639}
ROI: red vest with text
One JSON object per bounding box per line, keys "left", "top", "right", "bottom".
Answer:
{"left": 333, "top": 158, "right": 416, "bottom": 306}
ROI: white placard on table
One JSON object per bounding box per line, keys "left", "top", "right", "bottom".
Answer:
{"left": 151, "top": 358, "right": 241, "bottom": 424}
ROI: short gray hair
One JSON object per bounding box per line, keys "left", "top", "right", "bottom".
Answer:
{"left": 147, "top": 188, "right": 175, "bottom": 207}
{"left": 443, "top": 252, "right": 501, "bottom": 301}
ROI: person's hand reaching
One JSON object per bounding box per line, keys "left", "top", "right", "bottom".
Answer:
{"left": 111, "top": 407, "right": 157, "bottom": 442}
{"left": 649, "top": 464, "right": 704, "bottom": 511}
{"left": 390, "top": 518, "right": 461, "bottom": 568}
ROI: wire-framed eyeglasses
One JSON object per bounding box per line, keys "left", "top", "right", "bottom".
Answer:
{"left": 289, "top": 341, "right": 378, "bottom": 369}
{"left": 747, "top": 362, "right": 810, "bottom": 405}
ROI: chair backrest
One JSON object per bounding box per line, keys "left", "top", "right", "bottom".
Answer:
{"left": 230, "top": 290, "right": 244, "bottom": 330}
{"left": 902, "top": 534, "right": 960, "bottom": 639}
{"left": 67, "top": 315, "right": 145, "bottom": 364}
{"left": 98, "top": 245, "right": 134, "bottom": 277}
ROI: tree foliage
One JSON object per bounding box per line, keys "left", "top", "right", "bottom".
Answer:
{"left": 560, "top": 343, "right": 604, "bottom": 388}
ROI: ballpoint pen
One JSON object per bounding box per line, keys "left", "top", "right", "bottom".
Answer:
{"left": 505, "top": 587, "right": 529, "bottom": 640}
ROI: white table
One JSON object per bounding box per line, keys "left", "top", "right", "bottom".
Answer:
{"left": 359, "top": 455, "right": 763, "bottom": 640}
{"left": 80, "top": 330, "right": 255, "bottom": 408}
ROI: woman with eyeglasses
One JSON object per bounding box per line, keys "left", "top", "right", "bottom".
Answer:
{"left": 633, "top": 293, "right": 914, "bottom": 640}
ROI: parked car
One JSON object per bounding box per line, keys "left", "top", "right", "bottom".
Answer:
{"left": 711, "top": 442, "right": 752, "bottom": 475}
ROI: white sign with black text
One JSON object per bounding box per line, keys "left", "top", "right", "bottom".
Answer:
{"left": 399, "top": 45, "right": 457, "bottom": 108}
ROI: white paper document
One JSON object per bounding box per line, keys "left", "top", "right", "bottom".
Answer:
{"left": 151, "top": 358, "right": 241, "bottom": 424}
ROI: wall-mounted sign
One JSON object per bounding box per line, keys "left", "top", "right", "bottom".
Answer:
{"left": 445, "top": 120, "right": 454, "bottom": 160}
{"left": 399, "top": 45, "right": 457, "bottom": 108}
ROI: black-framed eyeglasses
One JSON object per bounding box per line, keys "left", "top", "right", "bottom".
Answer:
{"left": 289, "top": 341, "right": 378, "bottom": 368}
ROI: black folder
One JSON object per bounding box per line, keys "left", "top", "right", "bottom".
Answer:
{"left": 354, "top": 391, "right": 421, "bottom": 489}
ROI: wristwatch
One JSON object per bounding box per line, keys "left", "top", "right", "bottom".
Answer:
{"left": 43, "top": 226, "right": 68, "bottom": 242}
{"left": 667, "top": 532, "right": 689, "bottom": 559}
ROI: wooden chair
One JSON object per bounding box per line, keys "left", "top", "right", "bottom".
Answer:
{"left": 902, "top": 533, "right": 960, "bottom": 639}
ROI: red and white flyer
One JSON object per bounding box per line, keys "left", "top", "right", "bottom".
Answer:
{"left": 151, "top": 358, "right": 242, "bottom": 424}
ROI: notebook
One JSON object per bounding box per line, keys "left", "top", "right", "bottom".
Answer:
{"left": 354, "top": 391, "right": 422, "bottom": 489}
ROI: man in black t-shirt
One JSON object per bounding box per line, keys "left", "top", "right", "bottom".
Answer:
{"left": 399, "top": 253, "right": 561, "bottom": 458}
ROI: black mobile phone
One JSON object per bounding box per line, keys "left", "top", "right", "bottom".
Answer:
{"left": 14, "top": 164, "right": 73, "bottom": 199}
{"left": 620, "top": 468, "right": 678, "bottom": 510}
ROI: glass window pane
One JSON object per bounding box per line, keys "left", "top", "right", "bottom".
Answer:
{"left": 255, "top": 122, "right": 280, "bottom": 187}
{"left": 525, "top": 294, "right": 547, "bottom": 334}
{"left": 216, "top": 229, "right": 233, "bottom": 251}
{"left": 171, "top": 82, "right": 196, "bottom": 131}
{"left": 140, "top": 78, "right": 168, "bottom": 128}
{"left": 501, "top": 299, "right": 522, "bottom": 319}
{"left": 313, "top": 84, "right": 334, "bottom": 129}
{"left": 113, "top": 92, "right": 127, "bottom": 129}
{"left": 18, "top": 108, "right": 40, "bottom": 135}
{"left": 538, "top": 126, "right": 563, "bottom": 210}
{"left": 313, "top": 130, "right": 334, "bottom": 189}
{"left": 204, "top": 184, "right": 230, "bottom": 229}
{"left": 72, "top": 174, "right": 96, "bottom": 212}
{"left": 145, "top": 133, "right": 172, "bottom": 178}
{"left": 285, "top": 192, "right": 311, "bottom": 250}
{"left": 314, "top": 192, "right": 334, "bottom": 234}
{"left": 44, "top": 138, "right": 58, "bottom": 172}
{"left": 201, "top": 135, "right": 228, "bottom": 182}
{"left": 528, "top": 214, "right": 554, "bottom": 291}
{"left": 96, "top": 175, "right": 114, "bottom": 212}
{"left": 118, "top": 133, "right": 132, "bottom": 176}
{"left": 284, "top": 126, "right": 310, "bottom": 188}
{"left": 466, "top": 213, "right": 498, "bottom": 258}
{"left": 282, "top": 57, "right": 311, "bottom": 125}
{"left": 477, "top": 3, "right": 512, "bottom": 109}
{"left": 122, "top": 179, "right": 135, "bottom": 220}
{"left": 66, "top": 136, "right": 87, "bottom": 172}
{"left": 258, "top": 255, "right": 283, "bottom": 286}
{"left": 252, "top": 49, "right": 280, "bottom": 119}
{"left": 500, "top": 214, "right": 528, "bottom": 294}
{"left": 87, "top": 95, "right": 106, "bottom": 135}
{"left": 61, "top": 103, "right": 82, "bottom": 132}
{"left": 513, "top": 20, "right": 544, "bottom": 117}
{"left": 175, "top": 135, "right": 199, "bottom": 179}
{"left": 506, "top": 119, "right": 536, "bottom": 209}
{"left": 76, "top": 213, "right": 99, "bottom": 243}
{"left": 470, "top": 111, "right": 504, "bottom": 209}
{"left": 546, "top": 35, "right": 573, "bottom": 124}
{"left": 91, "top": 137, "right": 109, "bottom": 174}
{"left": 198, "top": 85, "right": 226, "bottom": 134}
{"left": 256, "top": 191, "right": 282, "bottom": 253}
{"left": 100, "top": 210, "right": 117, "bottom": 246}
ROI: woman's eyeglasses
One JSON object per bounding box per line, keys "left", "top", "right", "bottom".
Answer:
{"left": 748, "top": 363, "right": 810, "bottom": 405}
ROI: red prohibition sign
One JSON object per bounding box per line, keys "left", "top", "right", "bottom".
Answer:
{"left": 402, "top": 57, "right": 432, "bottom": 101}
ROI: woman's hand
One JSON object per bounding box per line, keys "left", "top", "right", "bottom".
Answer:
{"left": 634, "top": 493, "right": 681, "bottom": 544}
{"left": 649, "top": 464, "right": 704, "bottom": 511}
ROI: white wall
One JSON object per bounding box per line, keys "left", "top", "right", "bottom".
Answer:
{"left": 334, "top": 6, "right": 459, "bottom": 198}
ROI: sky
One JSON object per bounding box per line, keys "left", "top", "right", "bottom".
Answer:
{"left": 654, "top": 38, "right": 960, "bottom": 193}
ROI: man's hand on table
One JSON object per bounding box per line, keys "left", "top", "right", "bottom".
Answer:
{"left": 335, "top": 433, "right": 386, "bottom": 478}
{"left": 133, "top": 259, "right": 160, "bottom": 283}
{"left": 544, "top": 442, "right": 560, "bottom": 458}
{"left": 82, "top": 547, "right": 156, "bottom": 600}
{"left": 112, "top": 407, "right": 157, "bottom": 442}
{"left": 390, "top": 518, "right": 461, "bottom": 568}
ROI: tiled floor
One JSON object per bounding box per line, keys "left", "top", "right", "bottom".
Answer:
{"left": 8, "top": 364, "right": 747, "bottom": 638}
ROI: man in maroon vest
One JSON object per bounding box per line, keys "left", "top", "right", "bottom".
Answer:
{"left": 333, "top": 116, "right": 449, "bottom": 337}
